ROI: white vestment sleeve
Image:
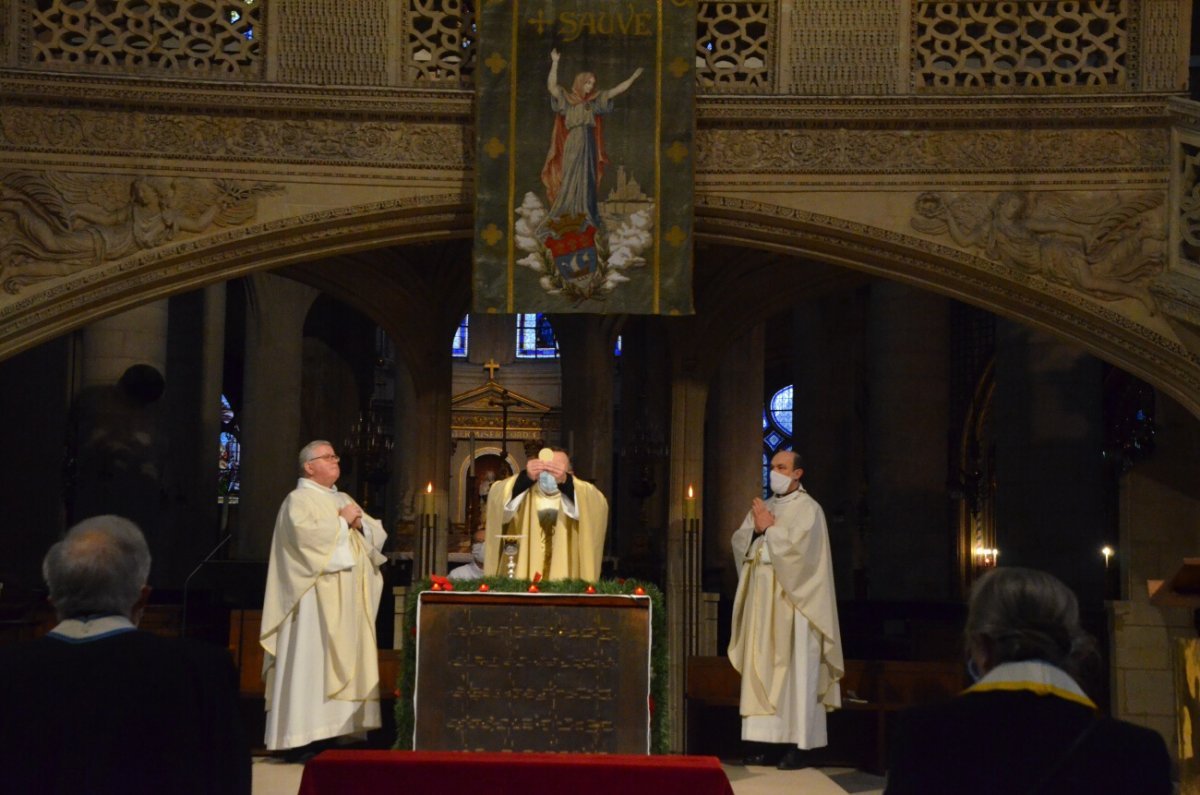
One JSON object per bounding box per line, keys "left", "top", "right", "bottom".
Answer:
{"left": 324, "top": 518, "right": 356, "bottom": 572}
{"left": 503, "top": 489, "right": 527, "bottom": 521}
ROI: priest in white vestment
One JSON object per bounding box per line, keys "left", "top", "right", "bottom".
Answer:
{"left": 260, "top": 440, "right": 388, "bottom": 757}
{"left": 482, "top": 447, "right": 608, "bottom": 581}
{"left": 728, "top": 450, "right": 843, "bottom": 770}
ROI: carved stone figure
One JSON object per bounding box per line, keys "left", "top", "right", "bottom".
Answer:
{"left": 912, "top": 190, "right": 1165, "bottom": 312}
{"left": 0, "top": 171, "right": 281, "bottom": 293}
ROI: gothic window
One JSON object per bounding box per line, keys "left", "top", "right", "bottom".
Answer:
{"left": 763, "top": 384, "right": 793, "bottom": 489}
{"left": 452, "top": 314, "right": 469, "bottom": 358}
{"left": 219, "top": 394, "right": 241, "bottom": 498}
{"left": 515, "top": 313, "right": 559, "bottom": 359}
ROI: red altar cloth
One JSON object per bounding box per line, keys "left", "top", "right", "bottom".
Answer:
{"left": 298, "top": 750, "right": 735, "bottom": 795}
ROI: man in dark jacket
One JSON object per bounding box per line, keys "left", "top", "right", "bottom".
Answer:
{"left": 0, "top": 515, "right": 251, "bottom": 795}
{"left": 885, "top": 567, "right": 1170, "bottom": 794}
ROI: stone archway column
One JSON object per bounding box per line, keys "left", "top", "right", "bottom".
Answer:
{"left": 411, "top": 349, "right": 453, "bottom": 575}
{"left": 235, "top": 273, "right": 317, "bottom": 560}
{"left": 161, "top": 283, "right": 227, "bottom": 583}
{"left": 552, "top": 315, "right": 616, "bottom": 501}
{"left": 707, "top": 323, "right": 766, "bottom": 597}
{"left": 865, "top": 282, "right": 951, "bottom": 599}
{"left": 666, "top": 362, "right": 708, "bottom": 753}
{"left": 73, "top": 300, "right": 169, "bottom": 565}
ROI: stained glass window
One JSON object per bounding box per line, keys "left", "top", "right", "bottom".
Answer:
{"left": 515, "top": 313, "right": 559, "bottom": 359}
{"left": 763, "top": 385, "right": 793, "bottom": 490}
{"left": 769, "top": 385, "right": 793, "bottom": 435}
{"left": 452, "top": 315, "right": 469, "bottom": 358}
{"left": 219, "top": 394, "right": 241, "bottom": 497}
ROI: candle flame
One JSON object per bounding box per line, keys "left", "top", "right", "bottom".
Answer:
{"left": 687, "top": 484, "right": 694, "bottom": 499}
{"left": 425, "top": 482, "right": 433, "bottom": 494}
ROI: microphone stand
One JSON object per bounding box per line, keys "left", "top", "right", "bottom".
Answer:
{"left": 180, "top": 533, "right": 232, "bottom": 639}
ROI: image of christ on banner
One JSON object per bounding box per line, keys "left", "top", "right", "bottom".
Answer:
{"left": 473, "top": 0, "right": 695, "bottom": 315}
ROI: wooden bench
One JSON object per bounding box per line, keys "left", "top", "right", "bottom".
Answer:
{"left": 686, "top": 655, "right": 965, "bottom": 773}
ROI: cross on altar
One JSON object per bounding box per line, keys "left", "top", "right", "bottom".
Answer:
{"left": 483, "top": 359, "right": 500, "bottom": 381}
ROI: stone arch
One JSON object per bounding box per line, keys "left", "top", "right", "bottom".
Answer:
{"left": 692, "top": 196, "right": 1200, "bottom": 417}
{"left": 1, "top": 191, "right": 1195, "bottom": 416}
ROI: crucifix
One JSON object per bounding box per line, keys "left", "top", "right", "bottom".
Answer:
{"left": 483, "top": 359, "right": 500, "bottom": 381}
{"left": 488, "top": 388, "right": 521, "bottom": 477}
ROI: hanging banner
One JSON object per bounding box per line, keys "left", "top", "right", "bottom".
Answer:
{"left": 473, "top": 0, "right": 695, "bottom": 315}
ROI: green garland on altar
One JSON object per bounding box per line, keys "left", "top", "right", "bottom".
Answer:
{"left": 392, "top": 577, "right": 668, "bottom": 754}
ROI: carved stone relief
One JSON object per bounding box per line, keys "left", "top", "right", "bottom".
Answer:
{"left": 788, "top": 0, "right": 900, "bottom": 95}
{"left": 1177, "top": 140, "right": 1200, "bottom": 270}
{"left": 0, "top": 171, "right": 282, "bottom": 293}
{"left": 3, "top": 0, "right": 1191, "bottom": 97}
{"left": 276, "top": 0, "right": 390, "bottom": 86}
{"left": 912, "top": 0, "right": 1130, "bottom": 91}
{"left": 22, "top": 0, "right": 262, "bottom": 79}
{"left": 403, "top": 0, "right": 478, "bottom": 86}
{"left": 697, "top": 128, "right": 1166, "bottom": 175}
{"left": 0, "top": 107, "right": 470, "bottom": 169}
{"left": 696, "top": 0, "right": 773, "bottom": 92}
{"left": 912, "top": 190, "right": 1165, "bottom": 311}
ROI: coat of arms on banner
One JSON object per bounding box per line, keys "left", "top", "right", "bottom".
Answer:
{"left": 473, "top": 1, "right": 695, "bottom": 316}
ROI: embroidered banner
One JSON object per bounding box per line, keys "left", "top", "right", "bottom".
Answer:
{"left": 473, "top": 0, "right": 695, "bottom": 315}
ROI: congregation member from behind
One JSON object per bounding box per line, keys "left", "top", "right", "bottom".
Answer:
{"left": 885, "top": 566, "right": 1171, "bottom": 794}
{"left": 0, "top": 515, "right": 250, "bottom": 795}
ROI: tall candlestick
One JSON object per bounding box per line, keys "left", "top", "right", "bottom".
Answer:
{"left": 423, "top": 482, "right": 435, "bottom": 517}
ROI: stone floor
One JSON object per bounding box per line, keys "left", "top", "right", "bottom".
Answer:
{"left": 251, "top": 756, "right": 886, "bottom": 795}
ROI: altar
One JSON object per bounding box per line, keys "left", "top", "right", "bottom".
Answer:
{"left": 412, "top": 591, "right": 653, "bottom": 754}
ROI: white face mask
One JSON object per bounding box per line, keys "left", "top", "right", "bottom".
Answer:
{"left": 538, "top": 471, "right": 560, "bottom": 494}
{"left": 769, "top": 470, "right": 795, "bottom": 496}
{"left": 471, "top": 542, "right": 485, "bottom": 565}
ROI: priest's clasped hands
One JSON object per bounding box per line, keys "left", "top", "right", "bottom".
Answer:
{"left": 339, "top": 502, "right": 364, "bottom": 532}
{"left": 750, "top": 498, "right": 775, "bottom": 535}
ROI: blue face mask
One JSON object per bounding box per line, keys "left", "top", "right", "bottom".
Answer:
{"left": 538, "top": 471, "right": 559, "bottom": 494}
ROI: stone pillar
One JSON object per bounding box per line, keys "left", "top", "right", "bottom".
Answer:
{"left": 73, "top": 301, "right": 171, "bottom": 577}
{"left": 706, "top": 322, "right": 765, "bottom": 596}
{"left": 793, "top": 291, "right": 869, "bottom": 599}
{"left": 993, "top": 321, "right": 1106, "bottom": 608}
{"left": 160, "top": 284, "right": 227, "bottom": 583}
{"left": 0, "top": 336, "right": 72, "bottom": 589}
{"left": 553, "top": 315, "right": 616, "bottom": 500}
{"left": 412, "top": 348, "right": 453, "bottom": 575}
{"left": 865, "top": 282, "right": 951, "bottom": 600}
{"left": 235, "top": 273, "right": 317, "bottom": 560}
{"left": 666, "top": 358, "right": 708, "bottom": 753}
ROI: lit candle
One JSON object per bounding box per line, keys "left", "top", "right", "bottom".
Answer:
{"left": 684, "top": 484, "right": 696, "bottom": 521}
{"left": 1101, "top": 545, "right": 1114, "bottom": 569}
{"left": 423, "top": 482, "right": 435, "bottom": 518}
